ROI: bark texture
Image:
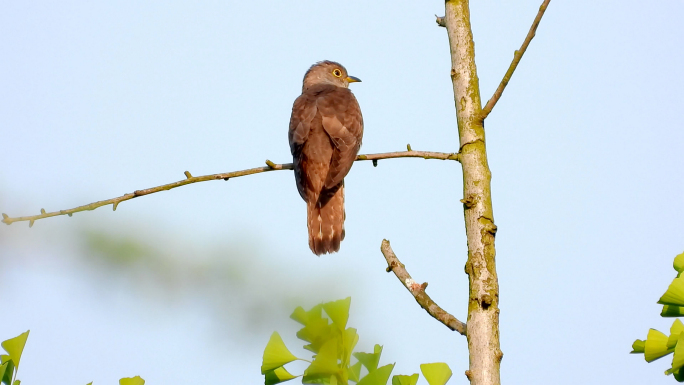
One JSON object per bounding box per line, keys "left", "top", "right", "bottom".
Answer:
{"left": 443, "top": 1, "right": 502, "bottom": 384}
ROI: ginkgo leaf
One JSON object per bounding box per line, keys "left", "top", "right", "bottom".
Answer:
{"left": 119, "top": 376, "right": 145, "bottom": 385}
{"left": 296, "top": 318, "right": 332, "bottom": 353}
{"left": 645, "top": 329, "right": 674, "bottom": 362}
{"left": 1, "top": 357, "right": 14, "bottom": 385}
{"left": 304, "top": 339, "right": 339, "bottom": 379}
{"left": 348, "top": 361, "right": 363, "bottom": 383}
{"left": 420, "top": 363, "right": 452, "bottom": 385}
{"left": 262, "top": 332, "right": 300, "bottom": 374}
{"left": 354, "top": 345, "right": 383, "bottom": 372}
{"left": 674, "top": 252, "right": 684, "bottom": 274}
{"left": 666, "top": 332, "right": 684, "bottom": 375}
{"left": 1, "top": 331, "right": 29, "bottom": 371}
{"left": 0, "top": 363, "right": 8, "bottom": 385}
{"left": 631, "top": 339, "right": 645, "bottom": 354}
{"left": 392, "top": 373, "right": 419, "bottom": 385}
{"left": 323, "top": 298, "right": 351, "bottom": 331}
{"left": 662, "top": 305, "right": 684, "bottom": 318}
{"left": 342, "top": 328, "right": 359, "bottom": 365}
{"left": 291, "top": 305, "right": 323, "bottom": 326}
{"left": 659, "top": 278, "right": 684, "bottom": 306}
{"left": 668, "top": 319, "right": 684, "bottom": 348}
{"left": 356, "top": 364, "right": 394, "bottom": 385}
{"left": 264, "top": 366, "right": 299, "bottom": 385}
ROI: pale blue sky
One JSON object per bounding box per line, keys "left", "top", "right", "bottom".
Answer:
{"left": 1, "top": 1, "right": 683, "bottom": 384}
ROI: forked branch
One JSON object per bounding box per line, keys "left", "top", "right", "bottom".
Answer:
{"left": 480, "top": 0, "right": 551, "bottom": 119}
{"left": 2, "top": 149, "right": 460, "bottom": 227}
{"left": 380, "top": 239, "right": 466, "bottom": 335}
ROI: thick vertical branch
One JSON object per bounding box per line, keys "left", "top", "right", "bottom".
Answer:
{"left": 443, "top": 1, "right": 501, "bottom": 385}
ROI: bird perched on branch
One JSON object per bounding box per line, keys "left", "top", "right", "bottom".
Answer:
{"left": 289, "top": 61, "right": 363, "bottom": 255}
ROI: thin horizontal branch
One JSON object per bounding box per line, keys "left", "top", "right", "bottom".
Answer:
{"left": 2, "top": 149, "right": 459, "bottom": 227}
{"left": 380, "top": 239, "right": 466, "bottom": 335}
{"left": 480, "top": 0, "right": 551, "bottom": 120}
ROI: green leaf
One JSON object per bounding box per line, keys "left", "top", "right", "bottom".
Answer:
{"left": 86, "top": 383, "right": 93, "bottom": 385}
{"left": 291, "top": 305, "right": 324, "bottom": 326}
{"left": 0, "top": 363, "right": 8, "bottom": 385}
{"left": 12, "top": 380, "right": 19, "bottom": 385}
{"left": 1, "top": 359, "right": 14, "bottom": 385}
{"left": 668, "top": 320, "right": 684, "bottom": 349}
{"left": 348, "top": 361, "right": 362, "bottom": 383}
{"left": 420, "top": 363, "right": 452, "bottom": 385}
{"left": 353, "top": 345, "right": 383, "bottom": 372}
{"left": 392, "top": 374, "right": 419, "bottom": 385}
{"left": 631, "top": 339, "right": 645, "bottom": 354}
{"left": 296, "top": 318, "right": 333, "bottom": 354}
{"left": 322, "top": 298, "right": 351, "bottom": 331}
{"left": 304, "top": 339, "right": 339, "bottom": 382}
{"left": 674, "top": 367, "right": 684, "bottom": 382}
{"left": 357, "top": 364, "right": 395, "bottom": 385}
{"left": 667, "top": 333, "right": 684, "bottom": 375}
{"left": 659, "top": 278, "right": 684, "bottom": 306}
{"left": 645, "top": 329, "right": 674, "bottom": 362}
{"left": 119, "top": 376, "right": 145, "bottom": 385}
{"left": 1, "top": 331, "right": 29, "bottom": 372}
{"left": 262, "top": 332, "right": 300, "bottom": 374}
{"left": 662, "top": 305, "right": 684, "bottom": 318}
{"left": 342, "top": 328, "right": 359, "bottom": 366}
{"left": 674, "top": 252, "right": 684, "bottom": 274}
{"left": 264, "top": 366, "right": 299, "bottom": 385}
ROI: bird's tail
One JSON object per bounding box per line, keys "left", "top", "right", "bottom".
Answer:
{"left": 307, "top": 184, "right": 345, "bottom": 255}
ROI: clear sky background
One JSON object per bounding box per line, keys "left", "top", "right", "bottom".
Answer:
{"left": 1, "top": 1, "right": 683, "bottom": 384}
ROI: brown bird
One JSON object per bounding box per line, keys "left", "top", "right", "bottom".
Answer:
{"left": 289, "top": 61, "right": 364, "bottom": 255}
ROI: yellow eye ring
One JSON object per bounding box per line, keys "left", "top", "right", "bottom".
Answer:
{"left": 332, "top": 69, "right": 342, "bottom": 77}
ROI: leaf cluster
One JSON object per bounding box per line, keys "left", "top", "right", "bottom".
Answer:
{"left": 0, "top": 331, "right": 144, "bottom": 385}
{"left": 261, "top": 297, "right": 453, "bottom": 385}
{"left": 632, "top": 251, "right": 684, "bottom": 381}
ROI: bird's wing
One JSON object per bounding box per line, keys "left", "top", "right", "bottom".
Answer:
{"left": 317, "top": 88, "right": 364, "bottom": 189}
{"left": 289, "top": 93, "right": 318, "bottom": 200}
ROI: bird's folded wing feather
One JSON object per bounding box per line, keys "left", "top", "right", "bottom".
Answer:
{"left": 317, "top": 89, "right": 364, "bottom": 189}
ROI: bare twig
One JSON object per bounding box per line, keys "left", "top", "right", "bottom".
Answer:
{"left": 480, "top": 0, "right": 551, "bottom": 120}
{"left": 2, "top": 149, "right": 459, "bottom": 227}
{"left": 380, "top": 239, "right": 466, "bottom": 335}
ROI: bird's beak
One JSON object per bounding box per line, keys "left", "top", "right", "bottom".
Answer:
{"left": 346, "top": 76, "right": 362, "bottom": 83}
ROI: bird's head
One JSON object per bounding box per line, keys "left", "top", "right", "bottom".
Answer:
{"left": 302, "top": 61, "right": 361, "bottom": 92}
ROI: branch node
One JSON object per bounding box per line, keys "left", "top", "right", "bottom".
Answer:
{"left": 1, "top": 213, "right": 9, "bottom": 225}
{"left": 465, "top": 370, "right": 472, "bottom": 380}
{"left": 380, "top": 239, "right": 466, "bottom": 335}
{"left": 372, "top": 159, "right": 378, "bottom": 167}
{"left": 435, "top": 15, "right": 446, "bottom": 27}
{"left": 357, "top": 154, "right": 367, "bottom": 160}
{"left": 68, "top": 213, "right": 73, "bottom": 217}
{"left": 112, "top": 201, "right": 119, "bottom": 211}
{"left": 265, "top": 160, "right": 277, "bottom": 169}
{"left": 406, "top": 144, "right": 412, "bottom": 151}
{"left": 184, "top": 171, "right": 193, "bottom": 179}
{"left": 29, "top": 219, "right": 35, "bottom": 228}
{"left": 40, "top": 208, "right": 46, "bottom": 214}
{"left": 223, "top": 177, "right": 230, "bottom": 181}
{"left": 460, "top": 196, "right": 475, "bottom": 209}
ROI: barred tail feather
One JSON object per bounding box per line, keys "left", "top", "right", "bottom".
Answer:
{"left": 307, "top": 185, "right": 345, "bottom": 255}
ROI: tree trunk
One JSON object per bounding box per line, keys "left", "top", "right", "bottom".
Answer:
{"left": 443, "top": 1, "right": 502, "bottom": 384}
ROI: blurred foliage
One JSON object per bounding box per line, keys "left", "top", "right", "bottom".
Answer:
{"left": 1, "top": 330, "right": 143, "bottom": 385}
{"left": 78, "top": 227, "right": 351, "bottom": 338}
{"left": 632, "top": 251, "right": 684, "bottom": 381}
{"left": 262, "top": 298, "right": 452, "bottom": 385}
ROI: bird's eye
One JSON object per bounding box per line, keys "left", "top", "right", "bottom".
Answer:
{"left": 332, "top": 69, "right": 342, "bottom": 77}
